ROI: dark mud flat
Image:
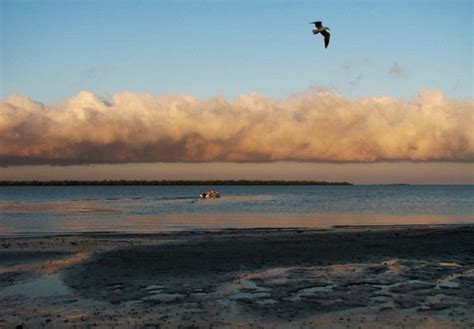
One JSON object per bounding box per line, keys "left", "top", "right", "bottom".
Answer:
{"left": 1, "top": 225, "right": 474, "bottom": 328}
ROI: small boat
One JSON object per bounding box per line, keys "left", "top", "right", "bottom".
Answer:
{"left": 200, "top": 189, "right": 220, "bottom": 199}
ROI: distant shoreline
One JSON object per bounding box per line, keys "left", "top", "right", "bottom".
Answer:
{"left": 0, "top": 180, "right": 353, "bottom": 186}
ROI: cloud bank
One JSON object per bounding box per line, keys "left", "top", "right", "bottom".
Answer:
{"left": 0, "top": 90, "right": 473, "bottom": 166}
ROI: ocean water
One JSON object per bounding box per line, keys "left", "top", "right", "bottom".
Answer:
{"left": 0, "top": 185, "right": 473, "bottom": 236}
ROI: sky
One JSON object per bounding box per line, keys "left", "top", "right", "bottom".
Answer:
{"left": 0, "top": 0, "right": 473, "bottom": 183}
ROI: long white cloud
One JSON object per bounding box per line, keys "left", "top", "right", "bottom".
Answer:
{"left": 0, "top": 89, "right": 472, "bottom": 166}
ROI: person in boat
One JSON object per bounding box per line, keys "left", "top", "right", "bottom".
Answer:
{"left": 200, "top": 189, "right": 220, "bottom": 199}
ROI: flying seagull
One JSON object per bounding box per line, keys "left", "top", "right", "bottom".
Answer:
{"left": 310, "top": 21, "right": 330, "bottom": 48}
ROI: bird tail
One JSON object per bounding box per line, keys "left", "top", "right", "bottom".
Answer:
{"left": 312, "top": 29, "right": 319, "bottom": 35}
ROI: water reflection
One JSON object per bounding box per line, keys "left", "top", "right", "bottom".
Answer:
{"left": 0, "top": 275, "right": 72, "bottom": 298}
{"left": 1, "top": 211, "right": 473, "bottom": 237}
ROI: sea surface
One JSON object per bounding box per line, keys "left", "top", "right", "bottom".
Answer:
{"left": 0, "top": 185, "right": 473, "bottom": 236}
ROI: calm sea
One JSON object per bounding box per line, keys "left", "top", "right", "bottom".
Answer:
{"left": 0, "top": 185, "right": 473, "bottom": 236}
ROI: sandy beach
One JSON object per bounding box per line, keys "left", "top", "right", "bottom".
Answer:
{"left": 1, "top": 225, "right": 474, "bottom": 328}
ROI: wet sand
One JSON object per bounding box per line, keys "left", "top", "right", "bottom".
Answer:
{"left": 1, "top": 225, "right": 474, "bottom": 328}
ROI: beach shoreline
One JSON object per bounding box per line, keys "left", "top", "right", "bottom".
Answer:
{"left": 1, "top": 224, "right": 474, "bottom": 328}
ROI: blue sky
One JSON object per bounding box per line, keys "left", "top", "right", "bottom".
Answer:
{"left": 1, "top": 0, "right": 472, "bottom": 103}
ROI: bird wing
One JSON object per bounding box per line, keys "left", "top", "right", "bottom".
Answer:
{"left": 321, "top": 30, "right": 330, "bottom": 48}
{"left": 315, "top": 21, "right": 322, "bottom": 28}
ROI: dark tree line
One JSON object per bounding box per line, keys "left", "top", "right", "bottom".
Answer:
{"left": 0, "top": 180, "right": 353, "bottom": 186}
